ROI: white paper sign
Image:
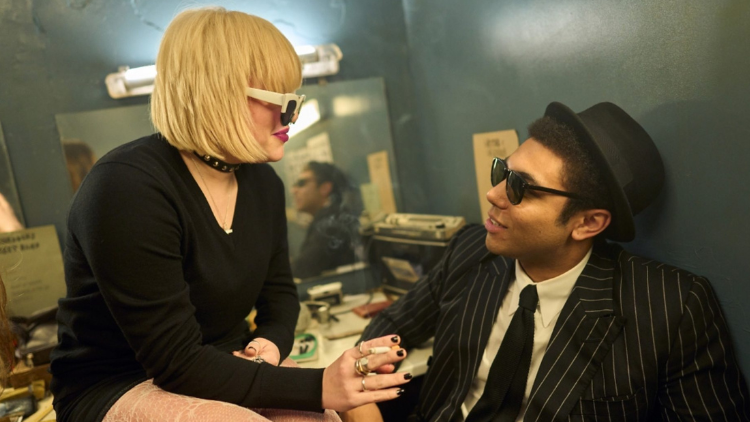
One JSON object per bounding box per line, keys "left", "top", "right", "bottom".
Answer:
{"left": 283, "top": 132, "right": 334, "bottom": 183}
{"left": 367, "top": 151, "right": 397, "bottom": 214}
{"left": 473, "top": 130, "right": 519, "bottom": 221}
{"left": 0, "top": 225, "right": 66, "bottom": 318}
{"left": 306, "top": 132, "right": 334, "bottom": 164}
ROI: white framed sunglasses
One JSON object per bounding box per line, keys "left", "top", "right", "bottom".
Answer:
{"left": 245, "top": 87, "right": 306, "bottom": 126}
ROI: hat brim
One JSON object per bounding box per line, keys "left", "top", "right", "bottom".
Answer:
{"left": 544, "top": 102, "right": 635, "bottom": 241}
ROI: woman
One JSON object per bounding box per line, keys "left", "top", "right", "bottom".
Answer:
{"left": 61, "top": 139, "right": 97, "bottom": 192}
{"left": 49, "top": 7, "right": 410, "bottom": 422}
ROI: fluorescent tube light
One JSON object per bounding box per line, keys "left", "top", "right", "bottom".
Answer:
{"left": 105, "top": 44, "right": 343, "bottom": 99}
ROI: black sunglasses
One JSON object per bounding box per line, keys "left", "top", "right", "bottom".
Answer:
{"left": 491, "top": 157, "right": 583, "bottom": 205}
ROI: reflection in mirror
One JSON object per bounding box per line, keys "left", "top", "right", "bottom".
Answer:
{"left": 289, "top": 162, "right": 363, "bottom": 279}
{"left": 55, "top": 104, "right": 154, "bottom": 195}
{"left": 54, "top": 77, "right": 400, "bottom": 284}
{"left": 0, "top": 122, "right": 25, "bottom": 232}
{"left": 269, "top": 77, "right": 401, "bottom": 282}
{"left": 61, "top": 140, "right": 97, "bottom": 192}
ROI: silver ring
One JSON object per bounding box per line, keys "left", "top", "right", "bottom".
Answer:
{"left": 361, "top": 376, "right": 368, "bottom": 392}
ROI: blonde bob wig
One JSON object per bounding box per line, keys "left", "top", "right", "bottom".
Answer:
{"left": 151, "top": 7, "right": 302, "bottom": 163}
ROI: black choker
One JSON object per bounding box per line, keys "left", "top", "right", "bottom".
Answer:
{"left": 193, "top": 152, "right": 242, "bottom": 173}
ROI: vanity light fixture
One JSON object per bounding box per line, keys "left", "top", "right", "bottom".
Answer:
{"left": 104, "top": 44, "right": 343, "bottom": 99}
{"left": 104, "top": 65, "right": 157, "bottom": 99}
{"left": 297, "top": 44, "right": 343, "bottom": 79}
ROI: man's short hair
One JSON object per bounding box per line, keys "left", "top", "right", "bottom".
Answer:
{"left": 304, "top": 162, "right": 362, "bottom": 215}
{"left": 528, "top": 116, "right": 614, "bottom": 224}
{"left": 305, "top": 162, "right": 347, "bottom": 204}
{"left": 151, "top": 7, "right": 302, "bottom": 163}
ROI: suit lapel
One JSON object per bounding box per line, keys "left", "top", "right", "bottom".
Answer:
{"left": 524, "top": 245, "right": 626, "bottom": 422}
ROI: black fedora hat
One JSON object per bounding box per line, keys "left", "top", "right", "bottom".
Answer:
{"left": 544, "top": 102, "right": 664, "bottom": 242}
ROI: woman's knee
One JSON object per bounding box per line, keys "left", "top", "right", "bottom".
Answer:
{"left": 103, "top": 380, "right": 269, "bottom": 422}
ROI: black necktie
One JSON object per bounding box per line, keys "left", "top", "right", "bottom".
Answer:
{"left": 465, "top": 284, "right": 538, "bottom": 422}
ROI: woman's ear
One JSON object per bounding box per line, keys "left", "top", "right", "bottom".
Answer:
{"left": 571, "top": 209, "right": 611, "bottom": 241}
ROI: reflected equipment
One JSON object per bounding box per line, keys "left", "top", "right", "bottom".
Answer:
{"left": 307, "top": 281, "right": 344, "bottom": 306}
{"left": 373, "top": 213, "right": 465, "bottom": 241}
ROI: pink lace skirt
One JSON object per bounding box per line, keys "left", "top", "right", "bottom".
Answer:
{"left": 102, "top": 359, "right": 341, "bottom": 422}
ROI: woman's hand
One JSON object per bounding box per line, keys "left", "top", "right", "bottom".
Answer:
{"left": 233, "top": 337, "right": 281, "bottom": 366}
{"left": 321, "top": 334, "right": 412, "bottom": 412}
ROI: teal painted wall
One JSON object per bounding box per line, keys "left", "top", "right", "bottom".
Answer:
{"left": 0, "top": 0, "right": 426, "bottom": 238}
{"left": 3, "top": 0, "right": 749, "bottom": 378}
{"left": 402, "top": 0, "right": 750, "bottom": 374}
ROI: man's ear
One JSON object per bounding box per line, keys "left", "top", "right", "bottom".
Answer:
{"left": 570, "top": 209, "right": 611, "bottom": 241}
{"left": 318, "top": 181, "right": 333, "bottom": 198}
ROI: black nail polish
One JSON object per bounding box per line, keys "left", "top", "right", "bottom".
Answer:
{"left": 391, "top": 336, "right": 399, "bottom": 343}
{"left": 397, "top": 349, "right": 405, "bottom": 357}
{"left": 404, "top": 373, "right": 413, "bottom": 380}
{"left": 397, "top": 388, "right": 405, "bottom": 396}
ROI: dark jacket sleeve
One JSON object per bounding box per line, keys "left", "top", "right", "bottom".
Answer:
{"left": 252, "top": 171, "right": 300, "bottom": 360}
{"left": 659, "top": 275, "right": 750, "bottom": 420}
{"left": 291, "top": 207, "right": 359, "bottom": 279}
{"left": 359, "top": 225, "right": 480, "bottom": 350}
{"left": 73, "top": 162, "right": 322, "bottom": 410}
{"left": 291, "top": 227, "right": 334, "bottom": 279}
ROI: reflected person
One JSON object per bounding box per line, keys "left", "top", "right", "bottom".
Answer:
{"left": 62, "top": 139, "right": 97, "bottom": 192}
{"left": 49, "top": 8, "right": 410, "bottom": 422}
{"left": 291, "top": 162, "right": 362, "bottom": 279}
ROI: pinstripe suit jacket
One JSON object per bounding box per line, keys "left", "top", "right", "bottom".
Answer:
{"left": 362, "top": 225, "right": 750, "bottom": 421}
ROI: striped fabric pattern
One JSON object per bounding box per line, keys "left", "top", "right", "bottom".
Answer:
{"left": 360, "top": 225, "right": 750, "bottom": 421}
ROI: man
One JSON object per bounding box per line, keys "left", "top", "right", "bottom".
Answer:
{"left": 291, "top": 161, "right": 361, "bottom": 279}
{"left": 359, "top": 102, "right": 749, "bottom": 421}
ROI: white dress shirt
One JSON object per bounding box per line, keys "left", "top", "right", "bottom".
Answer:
{"left": 460, "top": 248, "right": 592, "bottom": 421}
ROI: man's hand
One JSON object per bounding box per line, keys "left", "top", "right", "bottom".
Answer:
{"left": 341, "top": 403, "right": 384, "bottom": 422}
{"left": 233, "top": 337, "right": 281, "bottom": 366}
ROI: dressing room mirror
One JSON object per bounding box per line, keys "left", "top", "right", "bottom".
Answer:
{"left": 268, "top": 77, "right": 401, "bottom": 282}
{"left": 55, "top": 105, "right": 155, "bottom": 193}
{"left": 55, "top": 77, "right": 401, "bottom": 283}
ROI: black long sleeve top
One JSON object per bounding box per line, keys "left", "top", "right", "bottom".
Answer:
{"left": 50, "top": 135, "right": 323, "bottom": 422}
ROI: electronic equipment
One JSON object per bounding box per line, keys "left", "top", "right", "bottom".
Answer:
{"left": 373, "top": 213, "right": 465, "bottom": 241}
{"left": 307, "top": 282, "right": 344, "bottom": 306}
{"left": 370, "top": 243, "right": 448, "bottom": 296}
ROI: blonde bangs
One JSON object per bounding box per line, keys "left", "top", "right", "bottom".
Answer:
{"left": 238, "top": 15, "right": 303, "bottom": 94}
{"left": 151, "top": 7, "right": 302, "bottom": 163}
